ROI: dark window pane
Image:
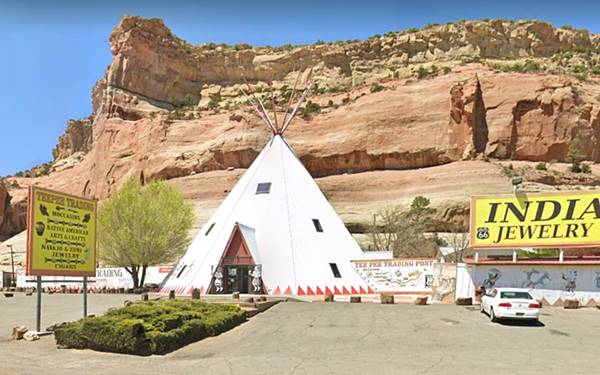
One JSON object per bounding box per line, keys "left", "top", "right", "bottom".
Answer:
{"left": 256, "top": 182, "right": 271, "bottom": 194}
{"left": 312, "top": 219, "right": 323, "bottom": 232}
{"left": 329, "top": 263, "right": 341, "bottom": 278}
{"left": 176, "top": 265, "right": 187, "bottom": 278}
{"left": 500, "top": 291, "right": 532, "bottom": 299}
{"left": 205, "top": 223, "right": 216, "bottom": 235}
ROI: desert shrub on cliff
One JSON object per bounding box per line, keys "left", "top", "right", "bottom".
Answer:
{"left": 179, "top": 94, "right": 197, "bottom": 108}
{"left": 567, "top": 138, "right": 586, "bottom": 173}
{"left": 207, "top": 99, "right": 220, "bottom": 110}
{"left": 535, "top": 162, "right": 547, "bottom": 171}
{"left": 234, "top": 43, "right": 251, "bottom": 51}
{"left": 416, "top": 65, "right": 439, "bottom": 79}
{"left": 370, "top": 83, "right": 385, "bottom": 93}
{"left": 167, "top": 108, "right": 186, "bottom": 121}
{"left": 500, "top": 163, "right": 515, "bottom": 177}
{"left": 416, "top": 66, "right": 429, "bottom": 79}
{"left": 301, "top": 101, "right": 321, "bottom": 118}
{"left": 580, "top": 162, "right": 592, "bottom": 174}
{"left": 490, "top": 59, "right": 543, "bottom": 74}
{"left": 369, "top": 196, "right": 440, "bottom": 257}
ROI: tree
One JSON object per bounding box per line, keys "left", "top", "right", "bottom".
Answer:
{"left": 369, "top": 196, "right": 440, "bottom": 258}
{"left": 98, "top": 179, "right": 195, "bottom": 289}
{"left": 446, "top": 226, "right": 470, "bottom": 263}
{"left": 567, "top": 138, "right": 585, "bottom": 173}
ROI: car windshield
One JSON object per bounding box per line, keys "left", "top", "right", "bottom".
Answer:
{"left": 500, "top": 291, "right": 532, "bottom": 299}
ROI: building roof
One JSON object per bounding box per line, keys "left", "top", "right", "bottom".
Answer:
{"left": 464, "top": 256, "right": 600, "bottom": 265}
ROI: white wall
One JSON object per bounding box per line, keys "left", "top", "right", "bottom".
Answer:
{"left": 455, "top": 263, "right": 475, "bottom": 300}
{"left": 468, "top": 264, "right": 600, "bottom": 305}
{"left": 16, "top": 266, "right": 173, "bottom": 289}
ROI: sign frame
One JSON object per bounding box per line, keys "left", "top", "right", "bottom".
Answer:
{"left": 470, "top": 190, "right": 600, "bottom": 250}
{"left": 26, "top": 186, "right": 97, "bottom": 277}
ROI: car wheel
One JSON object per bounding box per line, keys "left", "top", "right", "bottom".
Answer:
{"left": 490, "top": 307, "right": 498, "bottom": 322}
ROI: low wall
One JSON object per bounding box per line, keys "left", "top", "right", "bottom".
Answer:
{"left": 16, "top": 266, "right": 173, "bottom": 290}
{"left": 460, "top": 263, "right": 600, "bottom": 306}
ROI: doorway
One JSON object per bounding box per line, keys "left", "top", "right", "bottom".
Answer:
{"left": 225, "top": 265, "right": 250, "bottom": 293}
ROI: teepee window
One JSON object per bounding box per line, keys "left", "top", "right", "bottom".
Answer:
{"left": 312, "top": 219, "right": 323, "bottom": 232}
{"left": 205, "top": 223, "right": 216, "bottom": 235}
{"left": 176, "top": 265, "right": 187, "bottom": 278}
{"left": 329, "top": 263, "right": 341, "bottom": 278}
{"left": 256, "top": 182, "right": 271, "bottom": 194}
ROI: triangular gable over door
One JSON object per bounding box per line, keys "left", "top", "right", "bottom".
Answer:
{"left": 220, "top": 223, "right": 257, "bottom": 266}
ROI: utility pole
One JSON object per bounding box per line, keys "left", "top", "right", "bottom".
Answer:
{"left": 7, "top": 244, "right": 16, "bottom": 287}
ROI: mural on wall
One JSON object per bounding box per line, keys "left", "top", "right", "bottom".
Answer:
{"left": 521, "top": 269, "right": 551, "bottom": 289}
{"left": 482, "top": 268, "right": 501, "bottom": 289}
{"left": 351, "top": 259, "right": 434, "bottom": 293}
{"left": 471, "top": 265, "right": 600, "bottom": 306}
{"left": 432, "top": 263, "right": 457, "bottom": 302}
{"left": 561, "top": 270, "right": 578, "bottom": 293}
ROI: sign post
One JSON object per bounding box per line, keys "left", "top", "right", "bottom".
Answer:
{"left": 36, "top": 276, "right": 42, "bottom": 332}
{"left": 26, "top": 186, "right": 97, "bottom": 332}
{"left": 83, "top": 276, "right": 88, "bottom": 317}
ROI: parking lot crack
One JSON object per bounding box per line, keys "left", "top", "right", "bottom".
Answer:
{"left": 414, "top": 354, "right": 446, "bottom": 375}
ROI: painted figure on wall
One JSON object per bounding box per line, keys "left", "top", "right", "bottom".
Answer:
{"left": 562, "top": 270, "right": 578, "bottom": 293}
{"left": 250, "top": 265, "right": 262, "bottom": 293}
{"left": 213, "top": 266, "right": 224, "bottom": 293}
{"left": 521, "top": 269, "right": 551, "bottom": 289}
{"left": 483, "top": 268, "right": 501, "bottom": 289}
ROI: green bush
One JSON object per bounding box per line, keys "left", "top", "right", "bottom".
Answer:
{"left": 370, "top": 83, "right": 385, "bottom": 93}
{"left": 302, "top": 101, "right": 321, "bottom": 117}
{"left": 490, "top": 59, "right": 543, "bottom": 73}
{"left": 580, "top": 162, "right": 592, "bottom": 174}
{"left": 55, "top": 300, "right": 246, "bottom": 356}
{"left": 416, "top": 66, "right": 429, "bottom": 79}
{"left": 535, "top": 162, "right": 547, "bottom": 171}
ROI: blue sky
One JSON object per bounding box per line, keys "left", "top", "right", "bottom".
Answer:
{"left": 1, "top": 0, "right": 599, "bottom": 176}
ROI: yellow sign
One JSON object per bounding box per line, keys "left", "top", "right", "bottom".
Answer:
{"left": 471, "top": 191, "right": 600, "bottom": 249}
{"left": 26, "top": 186, "right": 97, "bottom": 276}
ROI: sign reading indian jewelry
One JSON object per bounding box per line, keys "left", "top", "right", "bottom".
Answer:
{"left": 471, "top": 191, "right": 600, "bottom": 249}
{"left": 26, "top": 186, "right": 97, "bottom": 276}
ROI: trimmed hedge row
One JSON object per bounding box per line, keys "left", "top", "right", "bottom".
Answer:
{"left": 55, "top": 300, "right": 246, "bottom": 355}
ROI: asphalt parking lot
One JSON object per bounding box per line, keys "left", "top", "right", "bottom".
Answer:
{"left": 0, "top": 294, "right": 598, "bottom": 374}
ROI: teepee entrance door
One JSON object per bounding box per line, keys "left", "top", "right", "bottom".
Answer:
{"left": 212, "top": 223, "right": 262, "bottom": 294}
{"left": 226, "top": 266, "right": 250, "bottom": 294}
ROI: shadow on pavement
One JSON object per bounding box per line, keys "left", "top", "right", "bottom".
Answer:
{"left": 496, "top": 319, "right": 545, "bottom": 327}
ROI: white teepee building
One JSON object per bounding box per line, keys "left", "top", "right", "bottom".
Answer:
{"left": 161, "top": 77, "right": 371, "bottom": 296}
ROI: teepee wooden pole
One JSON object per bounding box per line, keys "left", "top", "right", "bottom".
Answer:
{"left": 241, "top": 89, "right": 276, "bottom": 134}
{"left": 241, "top": 73, "right": 277, "bottom": 134}
{"left": 281, "top": 84, "right": 312, "bottom": 134}
{"left": 268, "top": 77, "right": 279, "bottom": 132}
{"left": 281, "top": 70, "right": 301, "bottom": 129}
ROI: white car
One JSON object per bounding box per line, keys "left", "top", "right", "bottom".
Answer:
{"left": 480, "top": 288, "right": 541, "bottom": 322}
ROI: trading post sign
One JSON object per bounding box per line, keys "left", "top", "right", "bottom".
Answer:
{"left": 26, "top": 186, "right": 97, "bottom": 276}
{"left": 471, "top": 191, "right": 600, "bottom": 249}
